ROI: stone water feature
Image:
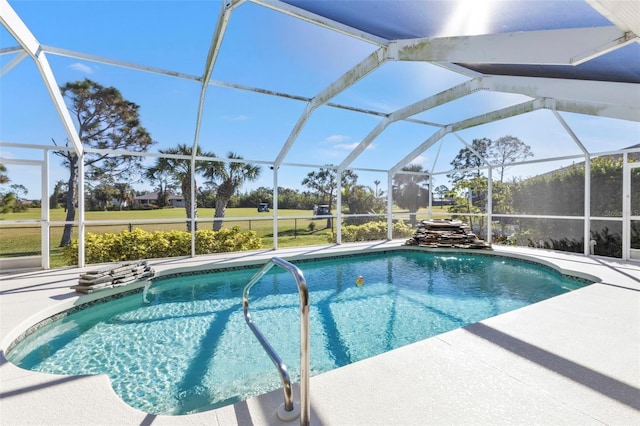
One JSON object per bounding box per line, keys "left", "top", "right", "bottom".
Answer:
{"left": 404, "top": 219, "right": 491, "bottom": 249}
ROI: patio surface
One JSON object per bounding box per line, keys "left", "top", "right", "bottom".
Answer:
{"left": 1, "top": 242, "right": 639, "bottom": 425}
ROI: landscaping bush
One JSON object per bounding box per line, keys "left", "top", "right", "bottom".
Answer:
{"left": 194, "top": 227, "right": 262, "bottom": 254}
{"left": 63, "top": 226, "right": 261, "bottom": 265}
{"left": 327, "top": 220, "right": 413, "bottom": 243}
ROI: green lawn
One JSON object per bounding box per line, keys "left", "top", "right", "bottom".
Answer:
{"left": 0, "top": 205, "right": 451, "bottom": 222}
{"left": 1, "top": 206, "right": 452, "bottom": 267}
{"left": 0, "top": 206, "right": 308, "bottom": 221}
{"left": 0, "top": 207, "right": 329, "bottom": 267}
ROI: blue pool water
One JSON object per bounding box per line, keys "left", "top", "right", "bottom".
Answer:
{"left": 7, "top": 251, "right": 587, "bottom": 415}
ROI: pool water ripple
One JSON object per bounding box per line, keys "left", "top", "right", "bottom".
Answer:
{"left": 7, "top": 251, "right": 588, "bottom": 415}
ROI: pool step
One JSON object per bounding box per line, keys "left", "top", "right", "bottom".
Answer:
{"left": 70, "top": 261, "right": 155, "bottom": 293}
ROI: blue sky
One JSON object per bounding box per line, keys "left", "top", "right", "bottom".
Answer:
{"left": 1, "top": 0, "right": 638, "bottom": 200}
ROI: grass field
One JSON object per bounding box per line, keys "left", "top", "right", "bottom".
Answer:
{"left": 0, "top": 206, "right": 452, "bottom": 267}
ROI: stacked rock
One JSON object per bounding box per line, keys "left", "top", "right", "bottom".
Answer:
{"left": 405, "top": 219, "right": 491, "bottom": 249}
{"left": 71, "top": 261, "right": 155, "bottom": 294}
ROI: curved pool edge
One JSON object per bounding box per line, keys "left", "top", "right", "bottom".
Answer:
{"left": 2, "top": 241, "right": 639, "bottom": 425}
{"left": 1, "top": 281, "right": 149, "bottom": 357}
{"left": 1, "top": 244, "right": 601, "bottom": 354}
{"left": 404, "top": 245, "right": 603, "bottom": 284}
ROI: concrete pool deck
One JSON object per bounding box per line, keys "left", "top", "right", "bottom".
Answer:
{"left": 1, "top": 242, "right": 639, "bottom": 425}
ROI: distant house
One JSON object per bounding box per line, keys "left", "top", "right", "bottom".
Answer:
{"left": 134, "top": 192, "right": 185, "bottom": 208}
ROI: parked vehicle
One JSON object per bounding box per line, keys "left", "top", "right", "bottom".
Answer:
{"left": 313, "top": 204, "right": 330, "bottom": 215}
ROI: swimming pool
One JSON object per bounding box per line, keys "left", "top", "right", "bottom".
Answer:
{"left": 6, "top": 250, "right": 588, "bottom": 415}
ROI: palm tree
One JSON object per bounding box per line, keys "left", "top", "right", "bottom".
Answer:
{"left": 373, "top": 179, "right": 381, "bottom": 197}
{"left": 147, "top": 144, "right": 213, "bottom": 231}
{"left": 203, "top": 152, "right": 261, "bottom": 231}
{"left": 392, "top": 164, "right": 430, "bottom": 225}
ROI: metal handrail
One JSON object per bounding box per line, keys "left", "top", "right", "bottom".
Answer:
{"left": 242, "top": 257, "right": 310, "bottom": 425}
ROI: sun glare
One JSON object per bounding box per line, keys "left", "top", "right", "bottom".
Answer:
{"left": 440, "top": 0, "right": 497, "bottom": 37}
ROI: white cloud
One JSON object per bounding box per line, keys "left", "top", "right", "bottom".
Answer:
{"left": 326, "top": 134, "right": 374, "bottom": 151}
{"left": 409, "top": 154, "right": 428, "bottom": 167}
{"left": 334, "top": 142, "right": 358, "bottom": 150}
{"left": 325, "top": 134, "right": 350, "bottom": 143}
{"left": 69, "top": 62, "right": 93, "bottom": 74}
{"left": 334, "top": 142, "right": 375, "bottom": 151}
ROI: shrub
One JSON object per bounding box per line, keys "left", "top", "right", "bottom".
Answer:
{"left": 62, "top": 226, "right": 261, "bottom": 265}
{"left": 194, "top": 227, "right": 261, "bottom": 254}
{"left": 327, "top": 220, "right": 414, "bottom": 243}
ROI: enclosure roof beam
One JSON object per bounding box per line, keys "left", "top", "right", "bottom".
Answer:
{"left": 0, "top": 1, "right": 38, "bottom": 57}
{"left": 391, "top": 99, "right": 545, "bottom": 173}
{"left": 274, "top": 47, "right": 389, "bottom": 168}
{"left": 192, "top": 0, "right": 246, "bottom": 157}
{"left": 338, "top": 78, "right": 483, "bottom": 172}
{"left": 482, "top": 75, "right": 640, "bottom": 121}
{"left": 551, "top": 109, "right": 590, "bottom": 155}
{"left": 586, "top": 0, "right": 640, "bottom": 36}
{"left": 452, "top": 99, "right": 544, "bottom": 133}
{"left": 43, "top": 45, "right": 200, "bottom": 82}
{"left": 452, "top": 133, "right": 490, "bottom": 167}
{"left": 388, "top": 26, "right": 633, "bottom": 66}
{"left": 554, "top": 98, "right": 639, "bottom": 122}
{"left": 0, "top": 0, "right": 83, "bottom": 156}
{"left": 35, "top": 42, "right": 638, "bottom": 124}
{"left": 1, "top": 50, "right": 26, "bottom": 76}
{"left": 38, "top": 42, "right": 438, "bottom": 129}
{"left": 251, "top": 0, "right": 387, "bottom": 46}
{"left": 391, "top": 127, "right": 451, "bottom": 175}
{"left": 429, "top": 139, "right": 444, "bottom": 176}
{"left": 0, "top": 45, "right": 23, "bottom": 55}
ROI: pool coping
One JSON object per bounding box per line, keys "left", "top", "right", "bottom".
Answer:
{"left": 3, "top": 245, "right": 600, "bottom": 355}
{"left": 1, "top": 241, "right": 639, "bottom": 425}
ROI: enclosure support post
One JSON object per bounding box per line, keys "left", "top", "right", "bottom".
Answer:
{"left": 273, "top": 168, "right": 279, "bottom": 250}
{"left": 584, "top": 155, "right": 591, "bottom": 256}
{"left": 487, "top": 167, "right": 492, "bottom": 243}
{"left": 552, "top": 109, "right": 591, "bottom": 256}
{"left": 387, "top": 171, "right": 394, "bottom": 240}
{"left": 428, "top": 175, "right": 433, "bottom": 220}
{"left": 336, "top": 170, "right": 342, "bottom": 244}
{"left": 77, "top": 154, "right": 85, "bottom": 268}
{"left": 622, "top": 153, "right": 630, "bottom": 261}
{"left": 41, "top": 151, "right": 49, "bottom": 269}
{"left": 190, "top": 156, "right": 196, "bottom": 257}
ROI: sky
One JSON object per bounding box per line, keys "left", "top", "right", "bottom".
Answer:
{"left": 1, "top": 0, "right": 639, "bottom": 200}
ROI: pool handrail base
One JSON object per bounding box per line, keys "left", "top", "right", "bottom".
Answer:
{"left": 242, "top": 256, "right": 310, "bottom": 426}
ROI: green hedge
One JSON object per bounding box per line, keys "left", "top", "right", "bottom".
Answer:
{"left": 328, "top": 220, "right": 414, "bottom": 243}
{"left": 63, "top": 227, "right": 262, "bottom": 265}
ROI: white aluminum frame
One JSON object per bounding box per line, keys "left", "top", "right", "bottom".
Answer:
{"left": 1, "top": 0, "right": 639, "bottom": 268}
{"left": 623, "top": 156, "right": 640, "bottom": 261}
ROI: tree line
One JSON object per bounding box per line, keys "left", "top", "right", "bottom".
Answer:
{"left": 0, "top": 165, "right": 32, "bottom": 213}
{"left": 9, "top": 79, "right": 428, "bottom": 247}
{"left": 445, "top": 137, "right": 639, "bottom": 256}
{"left": 3, "top": 78, "right": 634, "bottom": 257}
